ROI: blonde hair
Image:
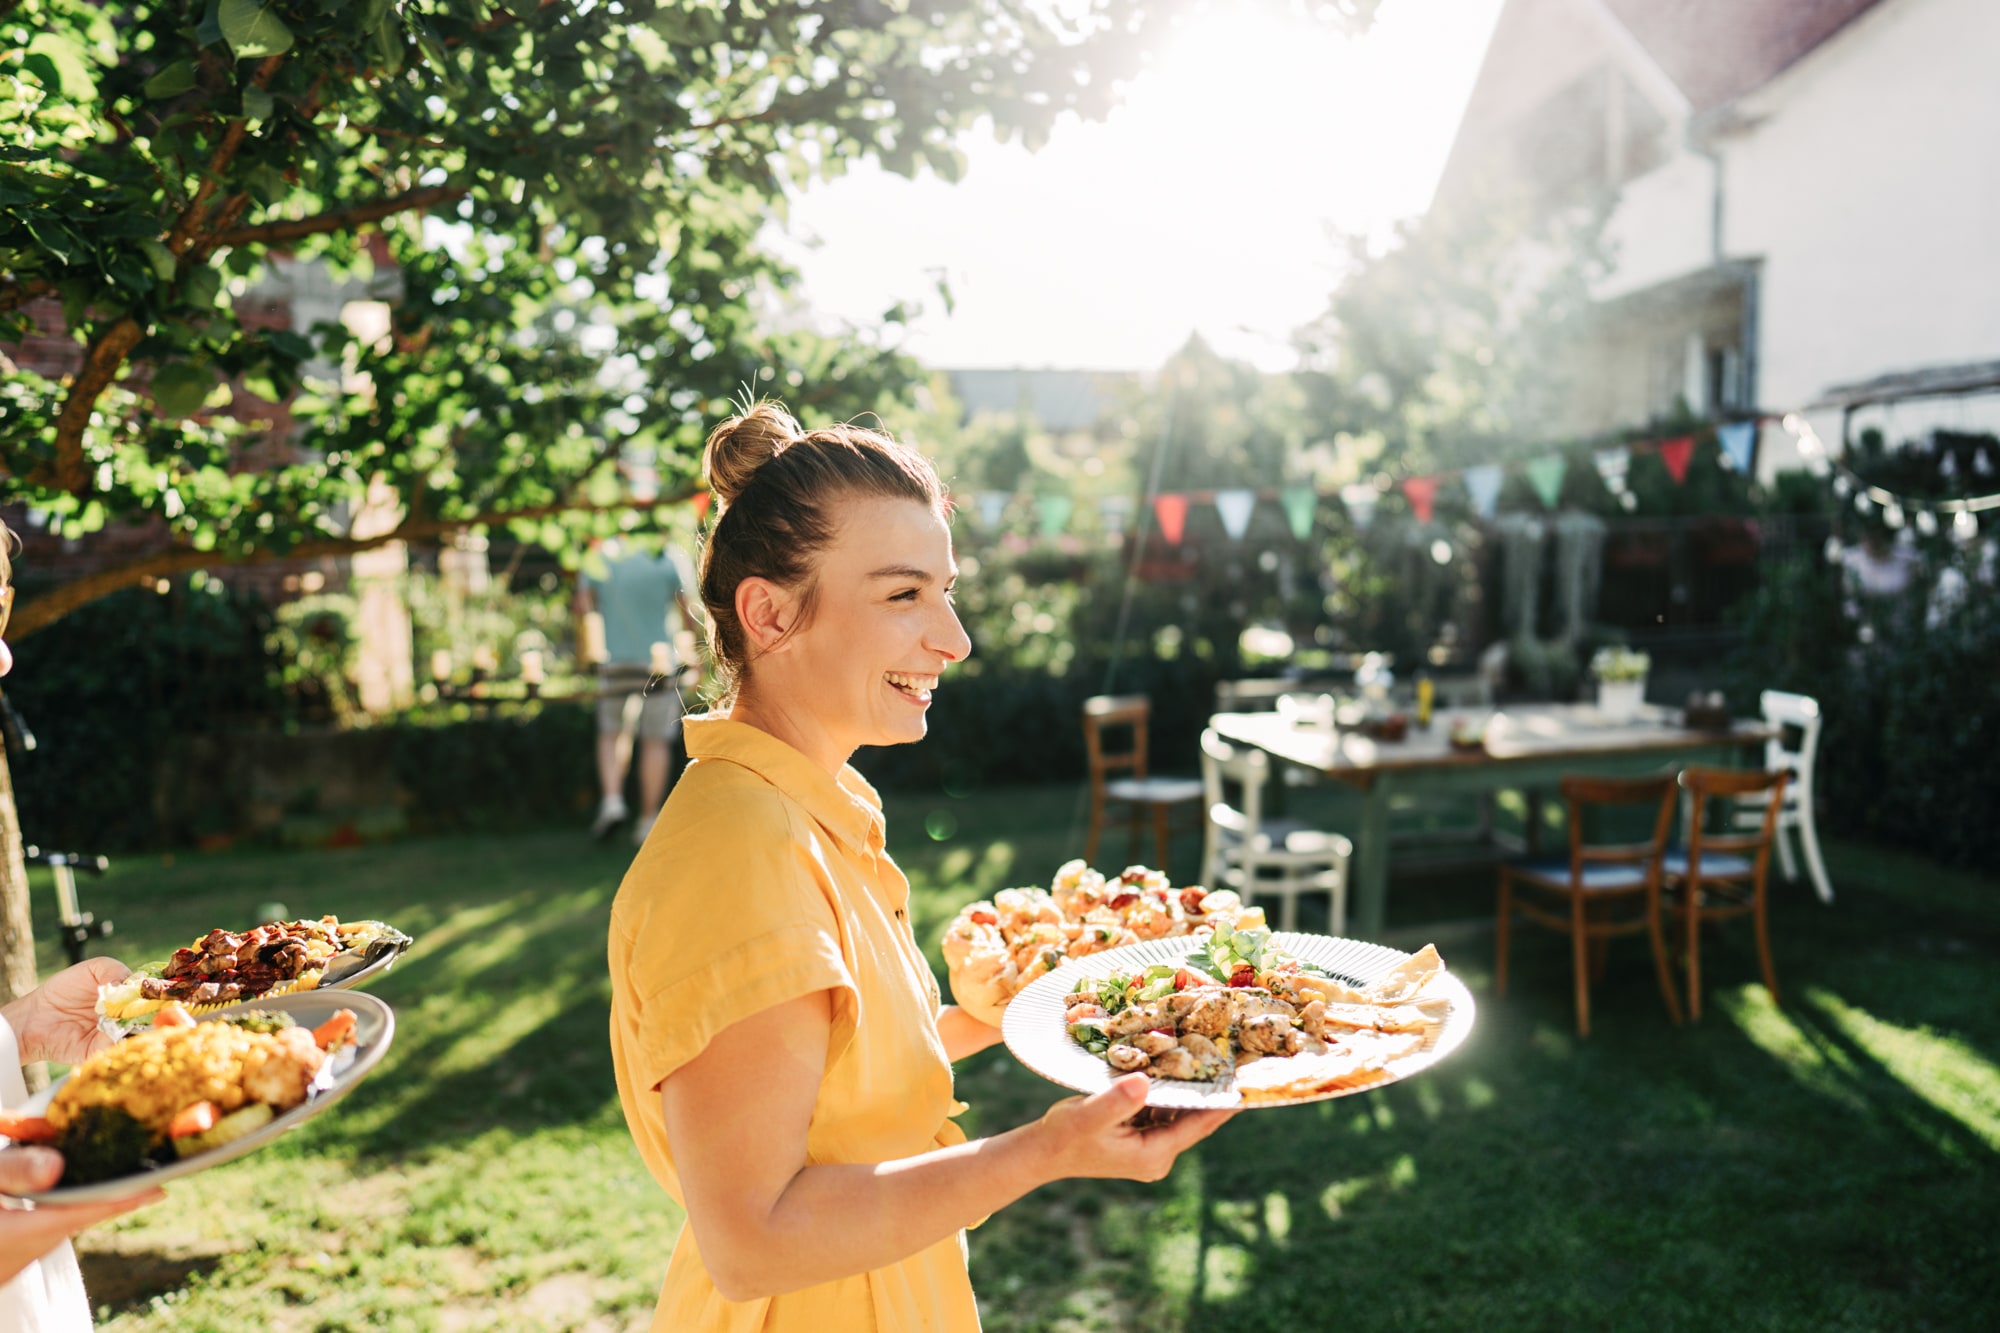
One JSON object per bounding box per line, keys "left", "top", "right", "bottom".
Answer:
{"left": 697, "top": 400, "right": 946, "bottom": 695}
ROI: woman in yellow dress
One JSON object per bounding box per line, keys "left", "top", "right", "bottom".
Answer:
{"left": 608, "top": 403, "right": 1231, "bottom": 1331}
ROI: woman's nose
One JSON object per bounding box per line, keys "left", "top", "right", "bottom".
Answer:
{"left": 932, "top": 604, "right": 972, "bottom": 664}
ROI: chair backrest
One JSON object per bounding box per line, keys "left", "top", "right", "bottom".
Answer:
{"left": 1199, "top": 726, "right": 1272, "bottom": 841}
{"left": 1082, "top": 694, "right": 1150, "bottom": 784}
{"left": 1680, "top": 765, "right": 1789, "bottom": 871}
{"left": 1759, "top": 690, "right": 1822, "bottom": 805}
{"left": 1557, "top": 773, "right": 1677, "bottom": 879}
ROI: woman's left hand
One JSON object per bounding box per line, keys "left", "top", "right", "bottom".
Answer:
{"left": 3, "top": 959, "right": 129, "bottom": 1067}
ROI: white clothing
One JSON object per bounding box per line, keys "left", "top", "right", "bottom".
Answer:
{"left": 0, "top": 1016, "right": 92, "bottom": 1331}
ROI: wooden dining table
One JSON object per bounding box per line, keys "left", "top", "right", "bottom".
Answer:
{"left": 1208, "top": 703, "right": 1776, "bottom": 937}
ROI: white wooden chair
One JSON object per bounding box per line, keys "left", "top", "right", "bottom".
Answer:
{"left": 1198, "top": 728, "right": 1351, "bottom": 934}
{"left": 1741, "top": 690, "right": 1833, "bottom": 903}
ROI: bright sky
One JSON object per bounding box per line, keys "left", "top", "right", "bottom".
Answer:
{"left": 777, "top": 0, "right": 1506, "bottom": 373}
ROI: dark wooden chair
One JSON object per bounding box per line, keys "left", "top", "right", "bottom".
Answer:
{"left": 1664, "top": 765, "right": 1790, "bottom": 1020}
{"left": 1496, "top": 773, "right": 1682, "bottom": 1037}
{"left": 1082, "top": 694, "right": 1203, "bottom": 872}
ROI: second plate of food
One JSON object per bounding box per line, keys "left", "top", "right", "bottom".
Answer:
{"left": 1001, "top": 926, "right": 1475, "bottom": 1110}
{"left": 4, "top": 990, "right": 396, "bottom": 1205}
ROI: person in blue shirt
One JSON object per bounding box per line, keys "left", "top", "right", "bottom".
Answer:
{"left": 575, "top": 538, "right": 699, "bottom": 844}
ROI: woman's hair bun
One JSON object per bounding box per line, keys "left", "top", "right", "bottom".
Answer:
{"left": 703, "top": 400, "right": 801, "bottom": 506}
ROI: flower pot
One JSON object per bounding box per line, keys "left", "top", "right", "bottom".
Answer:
{"left": 1597, "top": 676, "right": 1646, "bottom": 722}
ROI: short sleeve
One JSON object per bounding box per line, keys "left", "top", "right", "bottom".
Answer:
{"left": 611, "top": 783, "right": 859, "bottom": 1093}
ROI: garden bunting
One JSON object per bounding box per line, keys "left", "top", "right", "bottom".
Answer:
{"left": 1525, "top": 455, "right": 1566, "bottom": 509}
{"left": 1279, "top": 485, "right": 1317, "bottom": 541}
{"left": 1036, "top": 494, "right": 1073, "bottom": 539}
{"left": 1593, "top": 448, "right": 1629, "bottom": 493}
{"left": 691, "top": 491, "right": 712, "bottom": 521}
{"left": 1463, "top": 464, "right": 1503, "bottom": 519}
{"left": 1153, "top": 492, "right": 1190, "bottom": 545}
{"left": 1658, "top": 435, "right": 1695, "bottom": 485}
{"left": 1400, "top": 476, "right": 1437, "bottom": 524}
{"left": 1718, "top": 421, "right": 1757, "bottom": 473}
{"left": 1099, "top": 495, "right": 1132, "bottom": 537}
{"left": 1342, "top": 484, "right": 1378, "bottom": 529}
{"left": 1214, "top": 488, "right": 1256, "bottom": 540}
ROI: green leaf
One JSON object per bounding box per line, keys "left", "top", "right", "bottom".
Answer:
{"left": 196, "top": 0, "right": 228, "bottom": 49}
{"left": 151, "top": 362, "right": 217, "bottom": 419}
{"left": 242, "top": 86, "right": 275, "bottom": 122}
{"left": 144, "top": 60, "right": 199, "bottom": 100}
{"left": 25, "top": 34, "right": 97, "bottom": 99}
{"left": 372, "top": 15, "right": 404, "bottom": 75}
{"left": 181, "top": 265, "right": 223, "bottom": 309}
{"left": 139, "top": 240, "right": 178, "bottom": 283}
{"left": 219, "top": 0, "right": 296, "bottom": 60}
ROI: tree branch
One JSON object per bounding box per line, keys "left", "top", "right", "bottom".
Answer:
{"left": 42, "top": 316, "right": 144, "bottom": 494}
{"left": 165, "top": 53, "right": 287, "bottom": 257}
{"left": 211, "top": 184, "right": 468, "bottom": 248}
{"left": 9, "top": 491, "right": 692, "bottom": 640}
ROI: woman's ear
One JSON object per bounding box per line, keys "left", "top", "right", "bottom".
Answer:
{"left": 735, "top": 577, "right": 797, "bottom": 655}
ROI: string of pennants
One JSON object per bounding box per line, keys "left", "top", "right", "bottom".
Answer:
{"left": 949, "top": 420, "right": 1764, "bottom": 546}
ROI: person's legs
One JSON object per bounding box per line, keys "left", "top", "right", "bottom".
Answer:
{"left": 592, "top": 685, "right": 641, "bottom": 838}
{"left": 631, "top": 693, "right": 681, "bottom": 845}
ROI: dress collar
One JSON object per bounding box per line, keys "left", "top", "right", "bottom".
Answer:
{"left": 683, "top": 714, "right": 885, "bottom": 855}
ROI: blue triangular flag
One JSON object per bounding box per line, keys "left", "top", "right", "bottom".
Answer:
{"left": 1718, "top": 421, "right": 1757, "bottom": 474}
{"left": 1463, "top": 464, "right": 1503, "bottom": 519}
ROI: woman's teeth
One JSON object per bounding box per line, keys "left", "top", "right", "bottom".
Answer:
{"left": 886, "top": 672, "right": 938, "bottom": 697}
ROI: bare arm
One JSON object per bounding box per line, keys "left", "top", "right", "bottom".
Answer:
{"left": 661, "top": 990, "right": 1230, "bottom": 1303}
{"left": 936, "top": 1004, "right": 1004, "bottom": 1063}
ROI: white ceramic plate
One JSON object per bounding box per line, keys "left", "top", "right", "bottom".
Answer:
{"left": 1000, "top": 932, "right": 1476, "bottom": 1109}
{"left": 8, "top": 990, "right": 396, "bottom": 1204}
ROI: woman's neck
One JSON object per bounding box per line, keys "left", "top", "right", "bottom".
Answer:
{"left": 727, "top": 684, "right": 851, "bottom": 778}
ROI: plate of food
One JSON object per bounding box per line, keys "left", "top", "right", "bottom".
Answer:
{"left": 1001, "top": 922, "right": 1474, "bottom": 1109}
{"left": 96, "top": 916, "right": 411, "bottom": 1038}
{"left": 942, "top": 861, "right": 1270, "bottom": 1029}
{"left": 0, "top": 990, "right": 395, "bottom": 1204}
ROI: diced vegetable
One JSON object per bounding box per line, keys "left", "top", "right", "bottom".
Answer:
{"left": 55, "top": 1106, "right": 156, "bottom": 1185}
{"left": 0, "top": 1113, "right": 58, "bottom": 1144}
{"left": 167, "top": 1100, "right": 219, "bottom": 1139}
{"left": 152, "top": 1003, "right": 196, "bottom": 1030}
{"left": 173, "top": 1102, "right": 276, "bottom": 1158}
{"left": 312, "top": 1009, "right": 357, "bottom": 1051}
{"left": 221, "top": 1009, "right": 296, "bottom": 1035}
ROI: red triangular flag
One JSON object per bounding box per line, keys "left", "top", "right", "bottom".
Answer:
{"left": 1153, "top": 493, "right": 1189, "bottom": 545}
{"left": 1658, "top": 436, "right": 1695, "bottom": 485}
{"left": 692, "top": 491, "right": 713, "bottom": 520}
{"left": 1401, "top": 476, "right": 1438, "bottom": 524}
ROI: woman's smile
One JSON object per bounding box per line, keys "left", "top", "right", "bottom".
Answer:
{"left": 885, "top": 671, "right": 939, "bottom": 703}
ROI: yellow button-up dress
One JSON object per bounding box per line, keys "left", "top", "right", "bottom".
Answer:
{"left": 609, "top": 716, "right": 981, "bottom": 1333}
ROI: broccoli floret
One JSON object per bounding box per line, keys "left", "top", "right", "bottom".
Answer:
{"left": 55, "top": 1106, "right": 160, "bottom": 1185}
{"left": 219, "top": 1010, "right": 295, "bottom": 1034}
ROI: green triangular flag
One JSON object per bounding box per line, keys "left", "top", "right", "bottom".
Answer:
{"left": 1525, "top": 455, "right": 1566, "bottom": 509}
{"left": 1279, "top": 485, "right": 1317, "bottom": 541}
{"left": 1036, "top": 493, "right": 1074, "bottom": 539}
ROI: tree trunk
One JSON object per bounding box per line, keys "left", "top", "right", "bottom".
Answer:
{"left": 0, "top": 744, "right": 39, "bottom": 1007}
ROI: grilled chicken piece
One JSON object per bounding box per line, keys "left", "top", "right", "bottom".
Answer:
{"left": 1239, "top": 1012, "right": 1296, "bottom": 1055}
{"left": 1106, "top": 1044, "right": 1150, "bottom": 1072}
{"left": 1131, "top": 1030, "right": 1178, "bottom": 1056}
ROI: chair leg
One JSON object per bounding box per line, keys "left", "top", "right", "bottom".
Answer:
{"left": 1798, "top": 807, "right": 1835, "bottom": 904}
{"left": 1774, "top": 819, "right": 1799, "bottom": 883}
{"left": 1684, "top": 890, "right": 1703, "bottom": 1022}
{"left": 1570, "top": 892, "right": 1592, "bottom": 1038}
{"left": 1645, "top": 891, "right": 1684, "bottom": 1024}
{"left": 1587, "top": 918, "right": 1608, "bottom": 982}
{"left": 1494, "top": 870, "right": 1513, "bottom": 997}
{"left": 1085, "top": 795, "right": 1106, "bottom": 868}
{"left": 1754, "top": 876, "right": 1780, "bottom": 1004}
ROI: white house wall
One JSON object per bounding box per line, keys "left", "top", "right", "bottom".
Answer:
{"left": 1721, "top": 0, "right": 2000, "bottom": 412}
{"left": 1597, "top": 151, "right": 1712, "bottom": 301}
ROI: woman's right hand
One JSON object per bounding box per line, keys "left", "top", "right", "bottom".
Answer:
{"left": 0, "top": 1146, "right": 163, "bottom": 1286}
{"left": 1029, "top": 1073, "right": 1234, "bottom": 1183}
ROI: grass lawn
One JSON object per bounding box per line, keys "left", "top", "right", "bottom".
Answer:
{"left": 31, "top": 782, "right": 2000, "bottom": 1332}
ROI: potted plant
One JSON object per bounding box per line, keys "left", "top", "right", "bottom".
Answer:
{"left": 1590, "top": 646, "right": 1651, "bottom": 721}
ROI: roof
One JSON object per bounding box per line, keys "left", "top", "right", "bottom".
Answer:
{"left": 1599, "top": 0, "right": 1885, "bottom": 112}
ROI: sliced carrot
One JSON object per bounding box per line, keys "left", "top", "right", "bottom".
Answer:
{"left": 168, "top": 1100, "right": 219, "bottom": 1139}
{"left": 312, "top": 1010, "right": 356, "bottom": 1051}
{"left": 0, "top": 1113, "right": 58, "bottom": 1144}
{"left": 153, "top": 1002, "right": 196, "bottom": 1030}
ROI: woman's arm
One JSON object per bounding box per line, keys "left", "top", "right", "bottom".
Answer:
{"left": 662, "top": 990, "right": 1230, "bottom": 1303}
{"left": 936, "top": 1004, "right": 1004, "bottom": 1062}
